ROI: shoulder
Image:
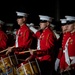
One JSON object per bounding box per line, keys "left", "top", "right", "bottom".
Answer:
{"left": 45, "top": 28, "right": 54, "bottom": 35}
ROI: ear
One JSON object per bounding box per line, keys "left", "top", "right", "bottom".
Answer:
{"left": 46, "top": 22, "right": 50, "bottom": 26}
{"left": 23, "top": 17, "right": 26, "bottom": 21}
{"left": 74, "top": 23, "right": 75, "bottom": 28}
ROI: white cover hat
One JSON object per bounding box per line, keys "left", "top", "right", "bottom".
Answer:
{"left": 0, "top": 20, "right": 4, "bottom": 25}
{"left": 39, "top": 15, "right": 53, "bottom": 22}
{"left": 16, "top": 11, "right": 28, "bottom": 17}
{"left": 6, "top": 23, "right": 13, "bottom": 26}
{"left": 65, "top": 15, "right": 75, "bottom": 21}
{"left": 60, "top": 19, "right": 67, "bottom": 24}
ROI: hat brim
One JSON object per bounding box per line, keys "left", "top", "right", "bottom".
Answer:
{"left": 61, "top": 23, "right": 68, "bottom": 26}
{"left": 16, "top": 16, "right": 25, "bottom": 19}
{"left": 61, "top": 21, "right": 75, "bottom": 26}
{"left": 40, "top": 20, "right": 47, "bottom": 23}
{"left": 67, "top": 21, "right": 75, "bottom": 24}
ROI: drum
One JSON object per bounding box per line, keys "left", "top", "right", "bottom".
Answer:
{"left": 9, "top": 53, "right": 18, "bottom": 66}
{"left": 59, "top": 69, "right": 75, "bottom": 75}
{"left": 0, "top": 54, "right": 18, "bottom": 75}
{"left": 17, "top": 59, "right": 41, "bottom": 75}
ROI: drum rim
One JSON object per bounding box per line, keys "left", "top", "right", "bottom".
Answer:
{"left": 0, "top": 55, "right": 8, "bottom": 58}
{"left": 17, "top": 61, "right": 28, "bottom": 68}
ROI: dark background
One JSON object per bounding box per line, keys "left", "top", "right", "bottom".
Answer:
{"left": 0, "top": 0, "right": 75, "bottom": 29}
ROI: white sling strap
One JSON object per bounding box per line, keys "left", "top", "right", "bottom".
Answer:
{"left": 37, "top": 39, "right": 40, "bottom": 50}
{"left": 15, "top": 30, "right": 20, "bottom": 47}
{"left": 63, "top": 37, "right": 70, "bottom": 66}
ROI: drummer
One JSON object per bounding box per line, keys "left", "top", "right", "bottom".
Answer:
{"left": 6, "top": 11, "right": 33, "bottom": 61}
{"left": 56, "top": 16, "right": 75, "bottom": 75}
{"left": 60, "top": 16, "right": 75, "bottom": 74}
{"left": 0, "top": 20, "right": 8, "bottom": 53}
{"left": 54, "top": 18, "right": 71, "bottom": 74}
{"left": 26, "top": 15, "right": 57, "bottom": 75}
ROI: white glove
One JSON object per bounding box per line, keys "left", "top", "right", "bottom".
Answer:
{"left": 30, "top": 27, "right": 38, "bottom": 34}
{"left": 55, "top": 58, "right": 60, "bottom": 71}
{"left": 53, "top": 30, "right": 60, "bottom": 39}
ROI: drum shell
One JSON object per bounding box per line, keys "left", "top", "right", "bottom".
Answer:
{"left": 17, "top": 59, "right": 41, "bottom": 75}
{"left": 0, "top": 54, "right": 18, "bottom": 75}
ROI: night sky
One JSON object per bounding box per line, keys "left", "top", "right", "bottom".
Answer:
{"left": 0, "top": 0, "right": 75, "bottom": 26}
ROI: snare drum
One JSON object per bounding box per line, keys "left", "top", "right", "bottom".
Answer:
{"left": 0, "top": 54, "right": 18, "bottom": 75}
{"left": 9, "top": 53, "right": 18, "bottom": 66}
{"left": 17, "top": 59, "right": 41, "bottom": 75}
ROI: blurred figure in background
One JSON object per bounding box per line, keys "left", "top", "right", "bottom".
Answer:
{"left": 6, "top": 23, "right": 15, "bottom": 47}
{"left": 0, "top": 20, "right": 8, "bottom": 53}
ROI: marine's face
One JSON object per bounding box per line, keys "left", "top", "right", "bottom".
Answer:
{"left": 17, "top": 17, "right": 26, "bottom": 26}
{"left": 66, "top": 23, "right": 74, "bottom": 33}
{"left": 61, "top": 24, "right": 68, "bottom": 33}
{"left": 39, "top": 22, "right": 47, "bottom": 30}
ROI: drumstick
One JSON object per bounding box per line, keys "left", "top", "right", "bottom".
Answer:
{"left": 0, "top": 49, "right": 8, "bottom": 53}
{"left": 17, "top": 59, "right": 25, "bottom": 62}
{"left": 18, "top": 49, "right": 36, "bottom": 54}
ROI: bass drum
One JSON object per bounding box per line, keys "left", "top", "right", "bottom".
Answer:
{"left": 17, "top": 58, "right": 41, "bottom": 75}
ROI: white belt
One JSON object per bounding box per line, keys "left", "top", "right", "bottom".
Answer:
{"left": 63, "top": 50, "right": 75, "bottom": 65}
{"left": 70, "top": 56, "right": 75, "bottom": 65}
